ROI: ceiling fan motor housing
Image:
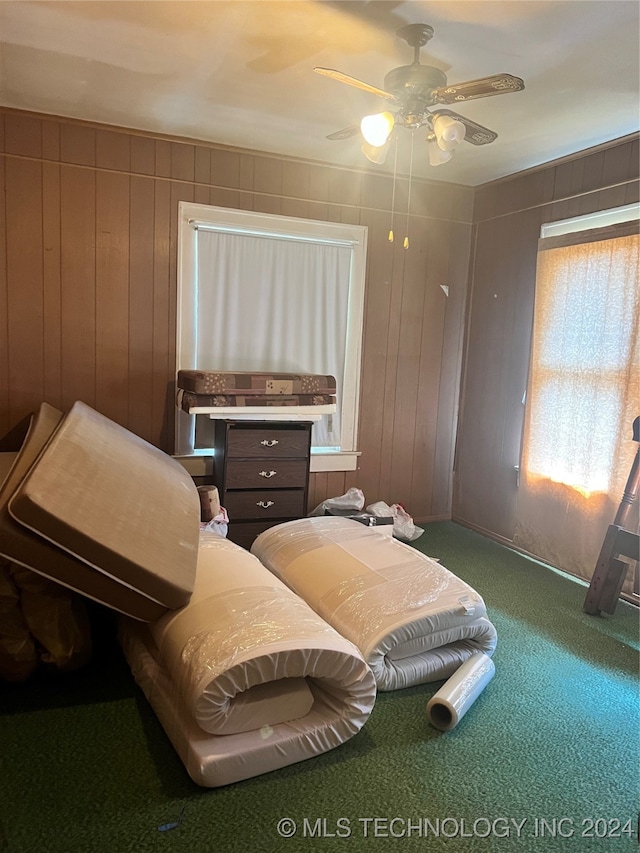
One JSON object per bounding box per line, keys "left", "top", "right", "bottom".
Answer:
{"left": 384, "top": 63, "right": 447, "bottom": 122}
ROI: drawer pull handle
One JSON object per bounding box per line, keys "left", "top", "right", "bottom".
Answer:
{"left": 260, "top": 439, "right": 279, "bottom": 447}
{"left": 259, "top": 470, "right": 277, "bottom": 478}
{"left": 256, "top": 500, "right": 275, "bottom": 509}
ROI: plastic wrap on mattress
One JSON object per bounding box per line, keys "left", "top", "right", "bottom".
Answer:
{"left": 177, "top": 370, "right": 336, "bottom": 396}
{"left": 252, "top": 517, "right": 498, "bottom": 691}
{"left": 119, "top": 531, "right": 376, "bottom": 787}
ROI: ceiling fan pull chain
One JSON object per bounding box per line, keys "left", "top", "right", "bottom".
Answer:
{"left": 405, "top": 132, "right": 415, "bottom": 249}
{"left": 389, "top": 137, "right": 399, "bottom": 243}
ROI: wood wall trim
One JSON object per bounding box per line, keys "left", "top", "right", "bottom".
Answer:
{"left": 476, "top": 132, "right": 640, "bottom": 192}
{"left": 473, "top": 136, "right": 639, "bottom": 223}
{"left": 0, "top": 106, "right": 472, "bottom": 221}
{"left": 474, "top": 176, "right": 639, "bottom": 224}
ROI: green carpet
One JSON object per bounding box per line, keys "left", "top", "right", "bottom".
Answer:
{"left": 1, "top": 522, "right": 638, "bottom": 852}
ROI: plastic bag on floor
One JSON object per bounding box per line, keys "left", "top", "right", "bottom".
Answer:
{"left": 392, "top": 504, "right": 424, "bottom": 541}
{"left": 309, "top": 487, "right": 365, "bottom": 517}
{"left": 366, "top": 501, "right": 424, "bottom": 542}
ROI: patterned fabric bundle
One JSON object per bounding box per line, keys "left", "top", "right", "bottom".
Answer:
{"left": 177, "top": 370, "right": 336, "bottom": 396}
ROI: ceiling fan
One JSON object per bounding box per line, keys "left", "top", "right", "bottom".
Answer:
{"left": 314, "top": 23, "right": 525, "bottom": 166}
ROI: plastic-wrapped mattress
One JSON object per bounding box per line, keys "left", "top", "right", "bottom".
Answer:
{"left": 119, "top": 532, "right": 376, "bottom": 787}
{"left": 252, "top": 517, "right": 497, "bottom": 691}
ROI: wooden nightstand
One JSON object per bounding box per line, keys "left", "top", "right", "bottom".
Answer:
{"left": 213, "top": 419, "right": 312, "bottom": 550}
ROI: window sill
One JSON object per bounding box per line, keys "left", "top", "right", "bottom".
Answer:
{"left": 310, "top": 451, "right": 360, "bottom": 473}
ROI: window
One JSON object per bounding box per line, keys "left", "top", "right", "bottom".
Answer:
{"left": 514, "top": 204, "right": 639, "bottom": 586}
{"left": 175, "top": 202, "right": 367, "bottom": 472}
{"left": 524, "top": 225, "right": 639, "bottom": 495}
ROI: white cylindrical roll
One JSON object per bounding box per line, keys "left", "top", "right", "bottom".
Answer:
{"left": 426, "top": 652, "right": 495, "bottom": 731}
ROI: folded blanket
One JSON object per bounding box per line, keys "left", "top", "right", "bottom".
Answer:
{"left": 252, "top": 517, "right": 497, "bottom": 691}
{"left": 119, "top": 531, "right": 376, "bottom": 786}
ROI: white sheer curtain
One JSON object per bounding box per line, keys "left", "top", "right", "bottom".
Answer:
{"left": 514, "top": 223, "right": 639, "bottom": 591}
{"left": 196, "top": 229, "right": 351, "bottom": 447}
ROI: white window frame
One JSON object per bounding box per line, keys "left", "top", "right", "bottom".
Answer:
{"left": 175, "top": 202, "right": 367, "bottom": 472}
{"left": 541, "top": 201, "right": 639, "bottom": 238}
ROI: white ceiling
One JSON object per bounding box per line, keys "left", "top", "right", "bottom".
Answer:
{"left": 1, "top": 0, "right": 638, "bottom": 186}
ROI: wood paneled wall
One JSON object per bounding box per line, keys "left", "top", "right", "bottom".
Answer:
{"left": 0, "top": 108, "right": 474, "bottom": 522}
{"left": 453, "top": 134, "right": 640, "bottom": 541}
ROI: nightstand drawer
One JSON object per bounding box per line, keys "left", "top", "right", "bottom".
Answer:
{"left": 224, "top": 489, "right": 306, "bottom": 520}
{"left": 225, "top": 459, "right": 308, "bottom": 489}
{"left": 226, "top": 427, "right": 310, "bottom": 459}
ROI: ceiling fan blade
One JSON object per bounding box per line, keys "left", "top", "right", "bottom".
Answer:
{"left": 326, "top": 125, "right": 362, "bottom": 141}
{"left": 433, "top": 109, "right": 498, "bottom": 145}
{"left": 434, "top": 73, "right": 525, "bottom": 104}
{"left": 314, "top": 67, "right": 397, "bottom": 102}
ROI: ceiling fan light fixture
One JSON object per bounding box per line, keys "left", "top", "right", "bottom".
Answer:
{"left": 432, "top": 113, "right": 466, "bottom": 151}
{"left": 360, "top": 111, "right": 395, "bottom": 147}
{"left": 427, "top": 139, "right": 454, "bottom": 166}
{"left": 318, "top": 22, "right": 524, "bottom": 186}
{"left": 361, "top": 141, "right": 390, "bottom": 164}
